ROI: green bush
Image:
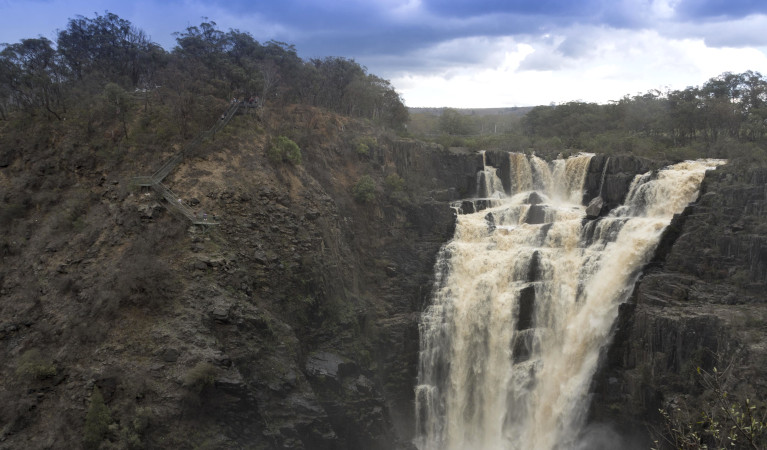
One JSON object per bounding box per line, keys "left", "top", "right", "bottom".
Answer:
{"left": 83, "top": 387, "right": 111, "bottom": 449}
{"left": 285, "top": 144, "right": 302, "bottom": 165}
{"left": 266, "top": 144, "right": 283, "bottom": 163}
{"left": 385, "top": 173, "right": 409, "bottom": 205}
{"left": 267, "top": 136, "right": 302, "bottom": 165}
{"left": 355, "top": 136, "right": 377, "bottom": 156}
{"left": 118, "top": 406, "right": 152, "bottom": 449}
{"left": 654, "top": 366, "right": 767, "bottom": 449}
{"left": 15, "top": 348, "right": 57, "bottom": 380}
{"left": 384, "top": 173, "right": 405, "bottom": 192}
{"left": 352, "top": 175, "right": 376, "bottom": 203}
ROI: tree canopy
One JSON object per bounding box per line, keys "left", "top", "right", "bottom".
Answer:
{"left": 520, "top": 71, "right": 767, "bottom": 151}
{"left": 409, "top": 72, "right": 767, "bottom": 162}
{"left": 0, "top": 13, "right": 409, "bottom": 129}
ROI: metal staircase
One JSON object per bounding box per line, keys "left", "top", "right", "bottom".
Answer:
{"left": 151, "top": 182, "right": 217, "bottom": 225}
{"left": 134, "top": 101, "right": 242, "bottom": 225}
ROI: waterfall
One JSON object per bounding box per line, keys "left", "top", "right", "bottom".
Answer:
{"left": 477, "top": 150, "right": 506, "bottom": 200}
{"left": 509, "top": 152, "right": 533, "bottom": 195}
{"left": 415, "top": 155, "right": 725, "bottom": 450}
{"left": 598, "top": 157, "right": 610, "bottom": 197}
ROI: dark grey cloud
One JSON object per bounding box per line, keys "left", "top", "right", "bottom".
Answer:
{"left": 202, "top": 0, "right": 394, "bottom": 34}
{"left": 146, "top": 0, "right": 587, "bottom": 53}
{"left": 202, "top": 0, "right": 661, "bottom": 65}
{"left": 130, "top": 0, "right": 767, "bottom": 78}
{"left": 3, "top": 0, "right": 767, "bottom": 93}
{"left": 675, "top": 0, "right": 767, "bottom": 20}
{"left": 423, "top": 0, "right": 602, "bottom": 18}
{"left": 280, "top": 10, "right": 581, "bottom": 64}
{"left": 663, "top": 13, "right": 767, "bottom": 48}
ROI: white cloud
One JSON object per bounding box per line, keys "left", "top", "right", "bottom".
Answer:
{"left": 651, "top": 0, "right": 679, "bottom": 19}
{"left": 392, "top": 26, "right": 767, "bottom": 107}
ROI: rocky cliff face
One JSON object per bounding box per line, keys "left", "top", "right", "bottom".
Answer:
{"left": 587, "top": 159, "right": 767, "bottom": 447}
{"left": 0, "top": 105, "right": 483, "bottom": 449}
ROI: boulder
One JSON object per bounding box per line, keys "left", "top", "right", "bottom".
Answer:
{"left": 459, "top": 200, "right": 476, "bottom": 214}
{"left": 485, "top": 212, "right": 496, "bottom": 232}
{"left": 585, "top": 196, "right": 604, "bottom": 219}
{"left": 525, "top": 191, "right": 544, "bottom": 205}
{"left": 525, "top": 205, "right": 547, "bottom": 224}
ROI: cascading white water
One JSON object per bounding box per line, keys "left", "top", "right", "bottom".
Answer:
{"left": 415, "top": 153, "right": 725, "bottom": 450}
{"left": 477, "top": 150, "right": 506, "bottom": 200}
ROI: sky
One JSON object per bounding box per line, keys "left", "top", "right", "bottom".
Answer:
{"left": 3, "top": 0, "right": 767, "bottom": 108}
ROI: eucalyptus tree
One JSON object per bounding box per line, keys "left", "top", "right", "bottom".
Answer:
{"left": 0, "top": 37, "right": 65, "bottom": 119}
{"left": 439, "top": 108, "right": 472, "bottom": 135}
{"left": 57, "top": 12, "right": 161, "bottom": 88}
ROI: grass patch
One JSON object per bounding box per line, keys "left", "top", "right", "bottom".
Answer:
{"left": 15, "top": 348, "right": 57, "bottom": 381}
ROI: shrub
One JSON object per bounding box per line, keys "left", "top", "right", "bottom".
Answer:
{"left": 285, "top": 142, "right": 302, "bottom": 165}
{"left": 266, "top": 143, "right": 284, "bottom": 163}
{"left": 352, "top": 175, "right": 376, "bottom": 203}
{"left": 654, "top": 364, "right": 767, "bottom": 450}
{"left": 118, "top": 406, "right": 152, "bottom": 449}
{"left": 83, "top": 387, "right": 111, "bottom": 449}
{"left": 384, "top": 173, "right": 405, "bottom": 192}
{"left": 15, "top": 348, "right": 57, "bottom": 380}
{"left": 267, "top": 136, "right": 302, "bottom": 165}
{"left": 385, "top": 173, "right": 410, "bottom": 205}
{"left": 355, "top": 136, "right": 377, "bottom": 156}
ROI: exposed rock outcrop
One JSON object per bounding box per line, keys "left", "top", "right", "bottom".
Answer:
{"left": 582, "top": 154, "right": 666, "bottom": 210}
{"left": 587, "top": 161, "right": 767, "bottom": 446}
{"left": 585, "top": 196, "right": 605, "bottom": 219}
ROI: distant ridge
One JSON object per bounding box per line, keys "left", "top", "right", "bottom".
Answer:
{"left": 408, "top": 106, "right": 534, "bottom": 117}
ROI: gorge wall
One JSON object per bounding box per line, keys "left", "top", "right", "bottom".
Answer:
{"left": 588, "top": 159, "right": 767, "bottom": 447}
{"left": 1, "top": 104, "right": 765, "bottom": 449}
{"left": 0, "top": 106, "right": 485, "bottom": 449}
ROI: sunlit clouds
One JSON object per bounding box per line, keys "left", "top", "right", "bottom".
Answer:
{"left": 390, "top": 26, "right": 767, "bottom": 107}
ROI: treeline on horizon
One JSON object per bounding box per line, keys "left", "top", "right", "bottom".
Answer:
{"left": 411, "top": 71, "right": 767, "bottom": 162}
{"left": 3, "top": 11, "right": 765, "bottom": 165}
{"left": 0, "top": 12, "right": 408, "bottom": 131}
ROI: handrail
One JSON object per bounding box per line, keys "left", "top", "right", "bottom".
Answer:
{"left": 135, "top": 100, "right": 243, "bottom": 226}
{"left": 151, "top": 183, "right": 194, "bottom": 219}
{"left": 150, "top": 182, "right": 219, "bottom": 225}
{"left": 151, "top": 101, "right": 241, "bottom": 183}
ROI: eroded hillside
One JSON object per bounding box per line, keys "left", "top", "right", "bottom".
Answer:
{"left": 0, "top": 102, "right": 481, "bottom": 449}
